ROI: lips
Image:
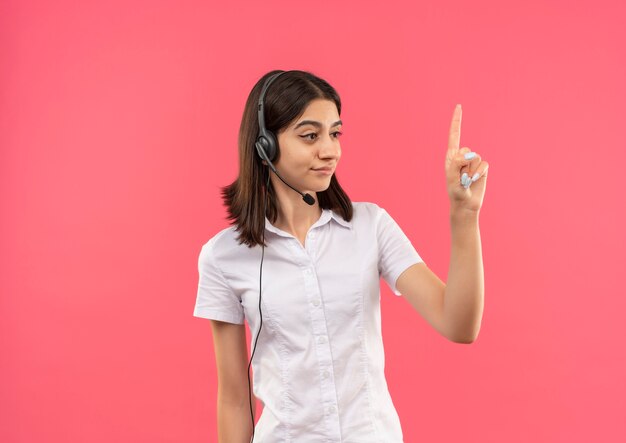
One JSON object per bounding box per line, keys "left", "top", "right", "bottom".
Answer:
{"left": 311, "top": 166, "right": 335, "bottom": 172}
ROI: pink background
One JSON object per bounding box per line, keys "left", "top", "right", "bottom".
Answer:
{"left": 2, "top": 0, "right": 625, "bottom": 441}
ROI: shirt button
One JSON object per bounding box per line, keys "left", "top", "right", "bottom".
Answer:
{"left": 312, "top": 298, "right": 320, "bottom": 307}
{"left": 322, "top": 370, "right": 329, "bottom": 379}
{"left": 328, "top": 405, "right": 337, "bottom": 414}
{"left": 317, "top": 335, "right": 327, "bottom": 344}
{"left": 304, "top": 268, "right": 312, "bottom": 275}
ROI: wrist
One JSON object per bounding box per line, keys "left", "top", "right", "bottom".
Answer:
{"left": 450, "top": 206, "right": 480, "bottom": 220}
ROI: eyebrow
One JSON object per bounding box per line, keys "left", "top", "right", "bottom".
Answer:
{"left": 293, "top": 120, "right": 343, "bottom": 130}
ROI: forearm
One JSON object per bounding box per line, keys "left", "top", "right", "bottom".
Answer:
{"left": 443, "top": 208, "right": 485, "bottom": 343}
{"left": 216, "top": 390, "right": 255, "bottom": 442}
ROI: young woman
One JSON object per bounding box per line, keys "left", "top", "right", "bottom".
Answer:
{"left": 194, "top": 69, "right": 488, "bottom": 442}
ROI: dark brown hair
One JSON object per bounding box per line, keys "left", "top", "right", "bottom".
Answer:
{"left": 221, "top": 69, "right": 353, "bottom": 248}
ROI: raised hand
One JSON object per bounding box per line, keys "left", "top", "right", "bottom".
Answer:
{"left": 445, "top": 104, "right": 489, "bottom": 213}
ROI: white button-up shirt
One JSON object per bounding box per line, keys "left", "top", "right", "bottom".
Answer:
{"left": 194, "top": 202, "right": 424, "bottom": 442}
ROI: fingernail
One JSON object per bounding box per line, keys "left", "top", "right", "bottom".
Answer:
{"left": 471, "top": 172, "right": 480, "bottom": 182}
{"left": 460, "top": 173, "right": 468, "bottom": 187}
{"left": 464, "top": 152, "right": 476, "bottom": 160}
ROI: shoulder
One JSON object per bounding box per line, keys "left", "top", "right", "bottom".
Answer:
{"left": 198, "top": 225, "right": 245, "bottom": 262}
{"left": 347, "top": 202, "right": 404, "bottom": 238}
{"left": 350, "top": 201, "right": 388, "bottom": 222}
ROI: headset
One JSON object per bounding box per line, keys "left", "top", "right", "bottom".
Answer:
{"left": 247, "top": 70, "right": 316, "bottom": 442}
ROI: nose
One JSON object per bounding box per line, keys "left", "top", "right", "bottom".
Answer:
{"left": 318, "top": 133, "right": 341, "bottom": 160}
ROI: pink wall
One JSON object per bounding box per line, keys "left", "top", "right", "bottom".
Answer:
{"left": 2, "top": 0, "right": 625, "bottom": 441}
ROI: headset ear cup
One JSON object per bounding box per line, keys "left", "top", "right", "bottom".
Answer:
{"left": 264, "top": 131, "right": 278, "bottom": 162}
{"left": 255, "top": 136, "right": 271, "bottom": 163}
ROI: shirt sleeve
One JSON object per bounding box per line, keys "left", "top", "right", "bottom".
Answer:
{"left": 376, "top": 205, "right": 425, "bottom": 296}
{"left": 193, "top": 239, "right": 245, "bottom": 324}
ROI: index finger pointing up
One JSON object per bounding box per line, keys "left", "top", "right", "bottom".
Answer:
{"left": 448, "top": 104, "right": 462, "bottom": 153}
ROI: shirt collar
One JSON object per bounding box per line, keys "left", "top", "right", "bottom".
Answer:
{"left": 264, "top": 207, "right": 352, "bottom": 236}
{"left": 329, "top": 208, "right": 353, "bottom": 229}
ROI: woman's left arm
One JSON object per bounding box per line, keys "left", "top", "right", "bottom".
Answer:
{"left": 397, "top": 105, "right": 489, "bottom": 343}
{"left": 443, "top": 104, "right": 489, "bottom": 343}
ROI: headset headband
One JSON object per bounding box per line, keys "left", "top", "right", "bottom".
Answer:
{"left": 257, "top": 71, "right": 288, "bottom": 133}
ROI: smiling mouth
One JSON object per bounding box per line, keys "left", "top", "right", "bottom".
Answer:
{"left": 311, "top": 165, "right": 335, "bottom": 172}
{"left": 311, "top": 168, "right": 334, "bottom": 175}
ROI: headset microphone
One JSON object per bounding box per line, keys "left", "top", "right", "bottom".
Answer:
{"left": 255, "top": 140, "right": 315, "bottom": 206}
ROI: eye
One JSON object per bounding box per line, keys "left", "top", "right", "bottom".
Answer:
{"left": 300, "top": 131, "right": 343, "bottom": 141}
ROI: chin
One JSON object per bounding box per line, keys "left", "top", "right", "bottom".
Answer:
{"left": 312, "top": 176, "right": 334, "bottom": 189}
